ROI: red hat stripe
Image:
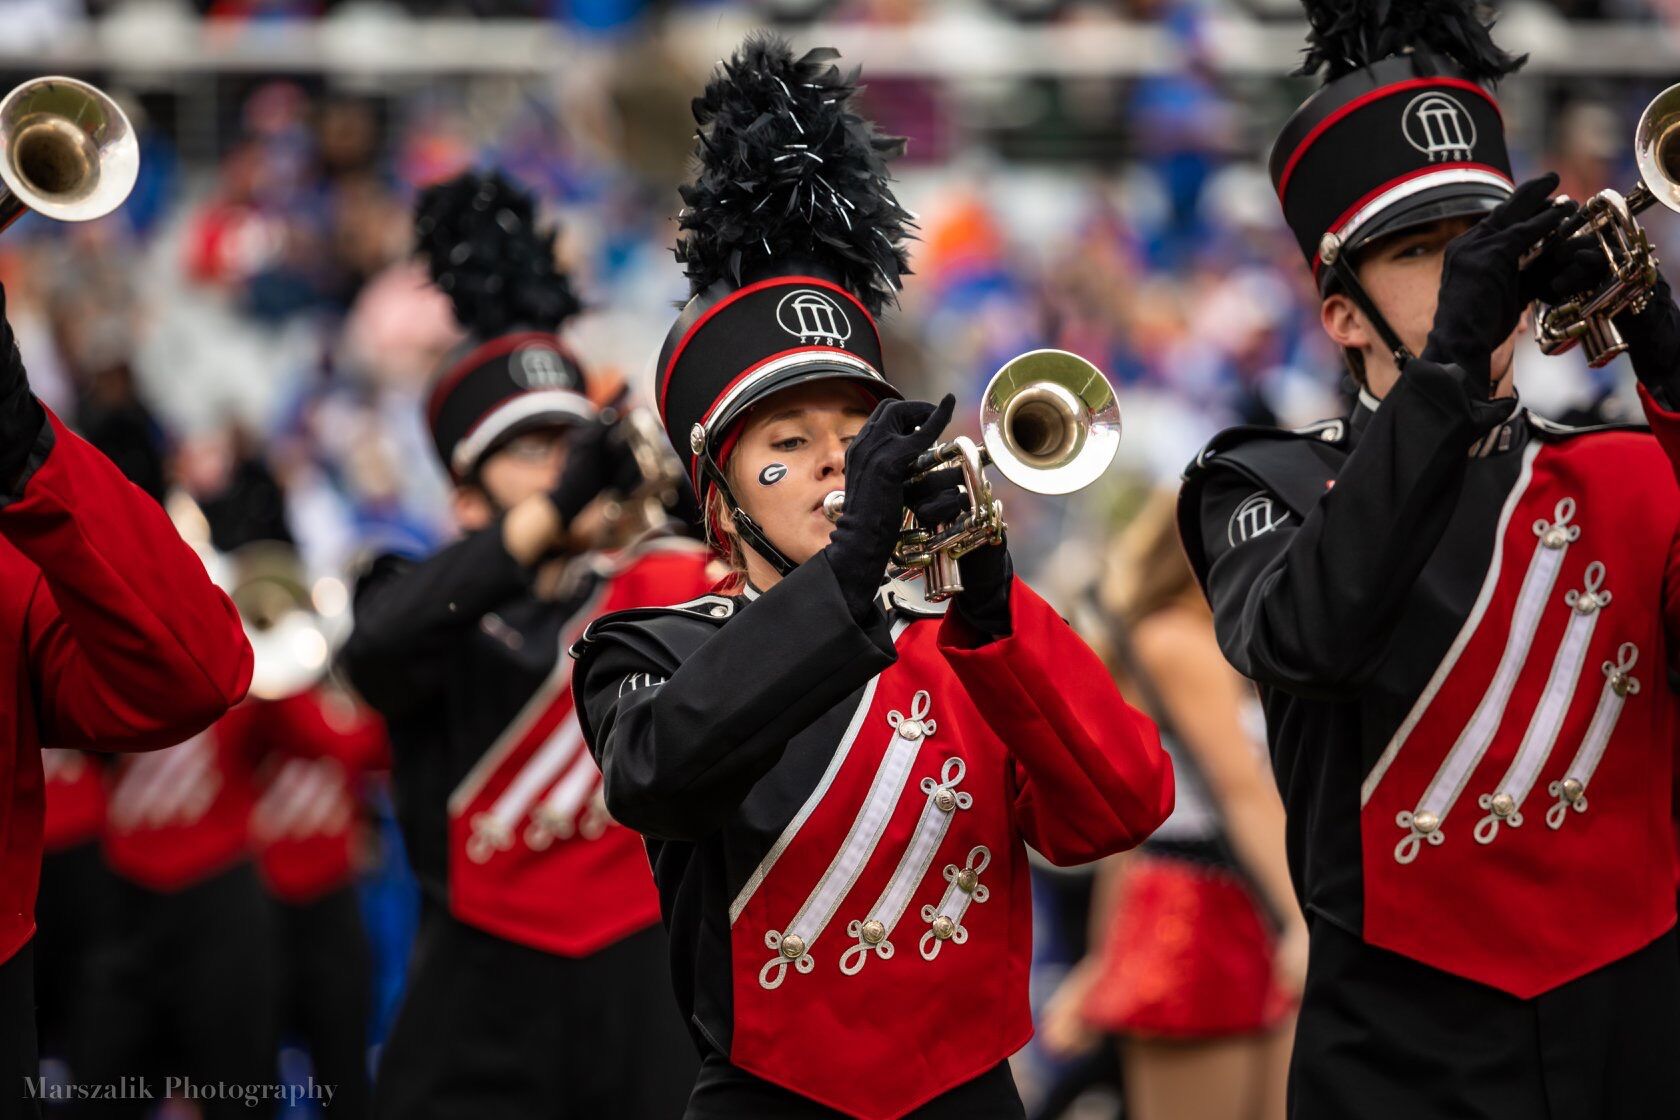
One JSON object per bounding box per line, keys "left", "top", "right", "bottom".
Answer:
{"left": 1309, "top": 161, "right": 1513, "bottom": 278}
{"left": 426, "top": 331, "right": 575, "bottom": 425}
{"left": 1276, "top": 77, "right": 1502, "bottom": 203}
{"left": 658, "top": 276, "right": 878, "bottom": 422}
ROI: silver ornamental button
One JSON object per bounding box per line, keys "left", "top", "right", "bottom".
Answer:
{"left": 689, "top": 423, "right": 706, "bottom": 454}
{"left": 1318, "top": 231, "right": 1342, "bottom": 265}
{"left": 898, "top": 720, "right": 924, "bottom": 741}
{"left": 934, "top": 789, "right": 957, "bottom": 813}
{"left": 861, "top": 920, "right": 886, "bottom": 945}
{"left": 1612, "top": 673, "right": 1634, "bottom": 697}
{"left": 931, "top": 916, "right": 956, "bottom": 941}
{"left": 956, "top": 869, "right": 979, "bottom": 894}
{"left": 1562, "top": 778, "right": 1585, "bottom": 802}
{"left": 1543, "top": 527, "right": 1569, "bottom": 549}
{"left": 1412, "top": 810, "right": 1440, "bottom": 835}
{"left": 1576, "top": 594, "right": 1600, "bottom": 615}
{"left": 1490, "top": 793, "right": 1516, "bottom": 818}
{"left": 780, "top": 934, "right": 806, "bottom": 960}
{"left": 710, "top": 605, "right": 729, "bottom": 617}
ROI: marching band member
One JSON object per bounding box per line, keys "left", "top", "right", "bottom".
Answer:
{"left": 0, "top": 278, "right": 253, "bottom": 1115}
{"left": 571, "top": 37, "right": 1174, "bottom": 1120}
{"left": 243, "top": 683, "right": 388, "bottom": 1120}
{"left": 1178, "top": 2, "right": 1680, "bottom": 1115}
{"left": 340, "top": 170, "right": 711, "bottom": 1120}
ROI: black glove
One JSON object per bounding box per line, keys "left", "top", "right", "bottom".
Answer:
{"left": 825, "top": 394, "right": 955, "bottom": 625}
{"left": 0, "top": 282, "right": 46, "bottom": 493}
{"left": 547, "top": 415, "right": 642, "bottom": 525}
{"left": 903, "top": 466, "right": 1013, "bottom": 639}
{"left": 1422, "top": 173, "right": 1575, "bottom": 389}
{"left": 1614, "top": 275, "right": 1680, "bottom": 406}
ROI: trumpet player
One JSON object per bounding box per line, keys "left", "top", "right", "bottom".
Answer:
{"left": 338, "top": 170, "right": 711, "bottom": 1120}
{"left": 569, "top": 36, "right": 1173, "bottom": 1120}
{"left": 1178, "top": 1, "right": 1680, "bottom": 1116}
{"left": 0, "top": 272, "right": 252, "bottom": 1110}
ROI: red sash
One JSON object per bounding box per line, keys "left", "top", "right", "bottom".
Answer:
{"left": 447, "top": 541, "right": 716, "bottom": 956}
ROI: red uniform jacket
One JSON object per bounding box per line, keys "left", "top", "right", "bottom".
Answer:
{"left": 242, "top": 689, "right": 388, "bottom": 904}
{"left": 1181, "top": 367, "right": 1680, "bottom": 1000}
{"left": 574, "top": 563, "right": 1174, "bottom": 1120}
{"left": 0, "top": 411, "right": 252, "bottom": 963}
{"left": 448, "top": 545, "right": 717, "bottom": 955}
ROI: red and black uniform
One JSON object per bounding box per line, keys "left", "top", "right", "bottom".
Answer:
{"left": 1179, "top": 7, "right": 1680, "bottom": 1116}
{"left": 1180, "top": 384, "right": 1680, "bottom": 1118}
{"left": 241, "top": 687, "right": 388, "bottom": 1120}
{"left": 342, "top": 533, "right": 714, "bottom": 1119}
{"left": 0, "top": 404, "right": 253, "bottom": 1114}
{"left": 573, "top": 569, "right": 1173, "bottom": 1120}
{"left": 77, "top": 707, "right": 280, "bottom": 1117}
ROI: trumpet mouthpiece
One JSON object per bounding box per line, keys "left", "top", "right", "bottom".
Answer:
{"left": 822, "top": 490, "right": 846, "bottom": 522}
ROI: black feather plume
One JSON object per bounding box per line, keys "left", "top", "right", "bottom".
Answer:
{"left": 1297, "top": 0, "right": 1525, "bottom": 83}
{"left": 413, "top": 170, "right": 583, "bottom": 339}
{"left": 675, "top": 33, "right": 915, "bottom": 316}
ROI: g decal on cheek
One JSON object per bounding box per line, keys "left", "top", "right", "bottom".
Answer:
{"left": 758, "top": 463, "right": 788, "bottom": 486}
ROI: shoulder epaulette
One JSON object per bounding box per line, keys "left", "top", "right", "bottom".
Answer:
{"left": 1526, "top": 411, "right": 1649, "bottom": 441}
{"left": 1186, "top": 417, "right": 1347, "bottom": 477}
{"left": 568, "top": 593, "right": 736, "bottom": 662}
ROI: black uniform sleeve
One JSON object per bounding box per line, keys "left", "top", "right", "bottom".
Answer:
{"left": 578, "top": 553, "right": 897, "bottom": 841}
{"left": 1196, "top": 359, "right": 1507, "bottom": 699}
{"left": 339, "top": 524, "right": 531, "bottom": 714}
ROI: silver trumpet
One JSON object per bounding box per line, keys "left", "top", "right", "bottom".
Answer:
{"left": 1533, "top": 82, "right": 1680, "bottom": 367}
{"left": 0, "top": 76, "right": 140, "bottom": 236}
{"left": 823, "top": 349, "right": 1121, "bottom": 602}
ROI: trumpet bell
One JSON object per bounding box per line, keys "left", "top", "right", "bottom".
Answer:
{"left": 229, "top": 542, "right": 332, "bottom": 701}
{"left": 0, "top": 77, "right": 139, "bottom": 228}
{"left": 1635, "top": 81, "right": 1680, "bottom": 215}
{"left": 980, "top": 348, "right": 1120, "bottom": 496}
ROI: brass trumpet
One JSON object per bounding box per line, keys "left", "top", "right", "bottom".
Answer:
{"left": 823, "top": 349, "right": 1121, "bottom": 601}
{"left": 0, "top": 76, "right": 139, "bottom": 236}
{"left": 1533, "top": 81, "right": 1680, "bottom": 367}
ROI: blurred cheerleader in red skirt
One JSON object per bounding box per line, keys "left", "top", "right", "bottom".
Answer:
{"left": 1045, "top": 491, "right": 1304, "bottom": 1120}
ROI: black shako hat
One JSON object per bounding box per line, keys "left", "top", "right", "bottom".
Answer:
{"left": 415, "top": 170, "right": 596, "bottom": 481}
{"left": 656, "top": 33, "right": 915, "bottom": 574}
{"left": 1271, "top": 0, "right": 1525, "bottom": 295}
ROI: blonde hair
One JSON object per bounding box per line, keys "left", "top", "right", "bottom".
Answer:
{"left": 1102, "top": 488, "right": 1197, "bottom": 625}
{"left": 704, "top": 484, "right": 750, "bottom": 585}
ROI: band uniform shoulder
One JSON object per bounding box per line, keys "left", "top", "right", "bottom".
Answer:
{"left": 567, "top": 593, "right": 736, "bottom": 665}
{"left": 1525, "top": 410, "right": 1650, "bottom": 442}
{"left": 1184, "top": 417, "right": 1348, "bottom": 480}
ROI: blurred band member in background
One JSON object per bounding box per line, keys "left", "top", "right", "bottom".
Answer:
{"left": 244, "top": 678, "right": 389, "bottom": 1119}
{"left": 340, "top": 170, "right": 710, "bottom": 1120}
{"left": 0, "top": 273, "right": 254, "bottom": 1118}
{"left": 1045, "top": 490, "right": 1301, "bottom": 1120}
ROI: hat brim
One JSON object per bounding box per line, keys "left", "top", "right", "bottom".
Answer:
{"left": 1328, "top": 185, "right": 1509, "bottom": 288}
{"left": 709, "top": 358, "right": 901, "bottom": 456}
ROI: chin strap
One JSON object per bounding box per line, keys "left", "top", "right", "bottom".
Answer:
{"left": 699, "top": 453, "right": 798, "bottom": 577}
{"left": 1323, "top": 234, "right": 1414, "bottom": 368}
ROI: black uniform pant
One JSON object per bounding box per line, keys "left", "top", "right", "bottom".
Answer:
{"left": 70, "top": 862, "right": 277, "bottom": 1119}
{"left": 2, "top": 941, "right": 43, "bottom": 1120}
{"left": 33, "top": 843, "right": 117, "bottom": 1062}
{"left": 274, "top": 886, "right": 371, "bottom": 1118}
{"left": 1291, "top": 920, "right": 1680, "bottom": 1120}
{"left": 373, "top": 909, "right": 696, "bottom": 1120}
{"left": 685, "top": 1053, "right": 1024, "bottom": 1119}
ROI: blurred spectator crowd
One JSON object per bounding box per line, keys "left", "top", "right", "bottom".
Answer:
{"left": 1, "top": 1, "right": 1675, "bottom": 583}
